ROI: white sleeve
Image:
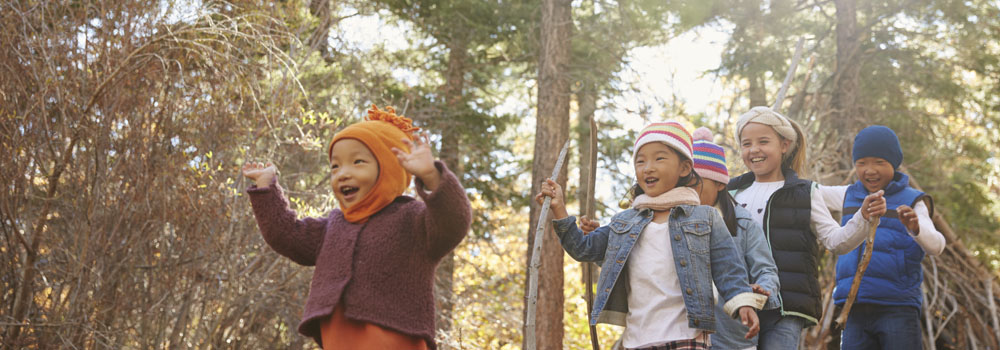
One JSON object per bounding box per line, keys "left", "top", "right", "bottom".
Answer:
{"left": 908, "top": 200, "right": 946, "bottom": 256}
{"left": 811, "top": 184, "right": 874, "bottom": 255}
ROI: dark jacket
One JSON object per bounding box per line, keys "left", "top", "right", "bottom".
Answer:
{"left": 729, "top": 167, "right": 821, "bottom": 323}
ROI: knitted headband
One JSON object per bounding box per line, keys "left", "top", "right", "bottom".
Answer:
{"left": 853, "top": 125, "right": 903, "bottom": 169}
{"left": 328, "top": 105, "right": 420, "bottom": 223}
{"left": 633, "top": 121, "right": 693, "bottom": 162}
{"left": 735, "top": 106, "right": 801, "bottom": 154}
{"left": 692, "top": 127, "right": 730, "bottom": 185}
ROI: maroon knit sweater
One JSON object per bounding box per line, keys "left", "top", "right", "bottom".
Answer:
{"left": 247, "top": 161, "right": 471, "bottom": 349}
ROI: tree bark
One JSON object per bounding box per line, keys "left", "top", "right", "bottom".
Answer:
{"left": 831, "top": 0, "right": 863, "bottom": 173}
{"left": 787, "top": 55, "right": 817, "bottom": 119}
{"left": 434, "top": 32, "right": 469, "bottom": 348}
{"left": 748, "top": 75, "right": 768, "bottom": 108}
{"left": 524, "top": 0, "right": 571, "bottom": 348}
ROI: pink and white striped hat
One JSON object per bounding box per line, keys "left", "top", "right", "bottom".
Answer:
{"left": 632, "top": 120, "right": 693, "bottom": 162}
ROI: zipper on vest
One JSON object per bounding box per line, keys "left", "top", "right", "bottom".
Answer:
{"left": 762, "top": 187, "right": 787, "bottom": 316}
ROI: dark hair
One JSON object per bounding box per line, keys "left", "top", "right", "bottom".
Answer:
{"left": 629, "top": 147, "right": 702, "bottom": 199}
{"left": 715, "top": 189, "right": 739, "bottom": 237}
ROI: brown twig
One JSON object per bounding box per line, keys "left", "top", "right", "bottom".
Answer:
{"left": 836, "top": 216, "right": 879, "bottom": 325}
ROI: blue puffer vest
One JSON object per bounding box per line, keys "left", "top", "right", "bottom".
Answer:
{"left": 834, "top": 172, "right": 933, "bottom": 308}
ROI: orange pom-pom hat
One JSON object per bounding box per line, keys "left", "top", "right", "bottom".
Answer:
{"left": 328, "top": 105, "right": 420, "bottom": 223}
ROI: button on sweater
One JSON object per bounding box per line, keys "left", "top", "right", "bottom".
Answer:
{"left": 247, "top": 161, "right": 471, "bottom": 349}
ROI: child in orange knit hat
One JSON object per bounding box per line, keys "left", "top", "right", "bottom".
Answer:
{"left": 242, "top": 105, "right": 472, "bottom": 349}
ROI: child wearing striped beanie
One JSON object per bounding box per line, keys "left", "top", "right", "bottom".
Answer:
{"left": 692, "top": 127, "right": 729, "bottom": 185}
{"left": 691, "top": 127, "right": 782, "bottom": 350}
{"left": 535, "top": 120, "right": 766, "bottom": 349}
{"left": 625, "top": 121, "right": 700, "bottom": 208}
{"left": 691, "top": 127, "right": 732, "bottom": 229}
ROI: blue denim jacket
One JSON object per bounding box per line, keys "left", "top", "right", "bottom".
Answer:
{"left": 553, "top": 205, "right": 764, "bottom": 332}
{"left": 711, "top": 205, "right": 782, "bottom": 349}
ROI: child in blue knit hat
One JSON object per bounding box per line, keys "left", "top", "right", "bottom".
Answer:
{"left": 830, "top": 125, "right": 945, "bottom": 349}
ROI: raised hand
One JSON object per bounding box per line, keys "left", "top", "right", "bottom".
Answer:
{"left": 392, "top": 133, "right": 441, "bottom": 191}
{"left": 897, "top": 204, "right": 920, "bottom": 234}
{"left": 242, "top": 162, "right": 277, "bottom": 188}
{"left": 860, "top": 190, "right": 886, "bottom": 221}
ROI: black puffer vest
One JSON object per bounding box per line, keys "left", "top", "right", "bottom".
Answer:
{"left": 728, "top": 167, "right": 821, "bottom": 323}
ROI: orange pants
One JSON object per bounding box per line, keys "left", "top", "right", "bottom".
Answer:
{"left": 320, "top": 304, "right": 429, "bottom": 350}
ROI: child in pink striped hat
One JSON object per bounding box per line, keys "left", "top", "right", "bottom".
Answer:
{"left": 691, "top": 127, "right": 781, "bottom": 350}
{"left": 536, "top": 121, "right": 766, "bottom": 350}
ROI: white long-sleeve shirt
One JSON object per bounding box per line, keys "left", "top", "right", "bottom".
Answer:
{"left": 734, "top": 181, "right": 874, "bottom": 255}
{"left": 814, "top": 185, "right": 946, "bottom": 256}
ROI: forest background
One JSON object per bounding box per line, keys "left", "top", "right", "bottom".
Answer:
{"left": 2, "top": 0, "right": 999, "bottom": 349}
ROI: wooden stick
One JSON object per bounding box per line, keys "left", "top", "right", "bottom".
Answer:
{"left": 525, "top": 140, "right": 570, "bottom": 350}
{"left": 583, "top": 117, "right": 600, "bottom": 350}
{"left": 815, "top": 281, "right": 838, "bottom": 345}
{"left": 837, "top": 216, "right": 880, "bottom": 325}
{"left": 772, "top": 37, "right": 806, "bottom": 112}
{"left": 988, "top": 275, "right": 1000, "bottom": 349}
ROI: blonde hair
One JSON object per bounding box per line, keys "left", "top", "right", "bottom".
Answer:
{"left": 736, "top": 106, "right": 807, "bottom": 174}
{"left": 784, "top": 119, "right": 806, "bottom": 173}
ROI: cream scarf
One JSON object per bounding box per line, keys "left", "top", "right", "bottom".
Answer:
{"left": 630, "top": 187, "right": 700, "bottom": 211}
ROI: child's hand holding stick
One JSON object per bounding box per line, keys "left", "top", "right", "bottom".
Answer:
{"left": 837, "top": 190, "right": 886, "bottom": 325}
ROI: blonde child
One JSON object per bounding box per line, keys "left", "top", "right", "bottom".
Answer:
{"left": 242, "top": 106, "right": 471, "bottom": 349}
{"left": 690, "top": 127, "right": 781, "bottom": 350}
{"left": 536, "top": 121, "right": 766, "bottom": 350}
{"left": 727, "top": 107, "right": 885, "bottom": 348}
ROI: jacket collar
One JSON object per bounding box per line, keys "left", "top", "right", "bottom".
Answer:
{"left": 728, "top": 167, "right": 808, "bottom": 191}
{"left": 856, "top": 171, "right": 909, "bottom": 196}
{"left": 884, "top": 171, "right": 909, "bottom": 196}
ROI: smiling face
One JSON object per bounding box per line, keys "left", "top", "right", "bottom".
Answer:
{"left": 854, "top": 156, "right": 894, "bottom": 193}
{"left": 634, "top": 142, "right": 692, "bottom": 197}
{"left": 329, "top": 138, "right": 379, "bottom": 208}
{"left": 739, "top": 122, "right": 790, "bottom": 182}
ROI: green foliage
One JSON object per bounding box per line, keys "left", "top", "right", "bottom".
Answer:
{"left": 692, "top": 0, "right": 1000, "bottom": 262}
{"left": 5, "top": 0, "right": 999, "bottom": 348}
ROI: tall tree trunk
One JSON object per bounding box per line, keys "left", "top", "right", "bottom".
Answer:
{"left": 307, "top": 0, "right": 331, "bottom": 54}
{"left": 831, "top": 0, "right": 862, "bottom": 175}
{"left": 787, "top": 56, "right": 817, "bottom": 120}
{"left": 734, "top": 3, "right": 767, "bottom": 109}
{"left": 822, "top": 6, "right": 863, "bottom": 349}
{"left": 434, "top": 33, "right": 468, "bottom": 348}
{"left": 524, "top": 0, "right": 571, "bottom": 348}
{"left": 748, "top": 75, "right": 768, "bottom": 108}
